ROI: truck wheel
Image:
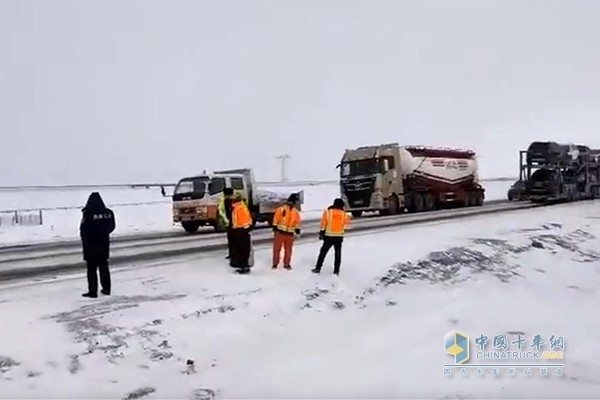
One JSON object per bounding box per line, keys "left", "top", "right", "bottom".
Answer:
{"left": 182, "top": 221, "right": 200, "bottom": 234}
{"left": 424, "top": 194, "right": 435, "bottom": 211}
{"left": 351, "top": 210, "right": 363, "bottom": 218}
{"left": 467, "top": 192, "right": 477, "bottom": 206}
{"left": 475, "top": 192, "right": 484, "bottom": 206}
{"left": 388, "top": 195, "right": 399, "bottom": 214}
{"left": 413, "top": 194, "right": 425, "bottom": 212}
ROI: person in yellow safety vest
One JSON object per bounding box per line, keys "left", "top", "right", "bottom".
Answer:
{"left": 229, "top": 194, "right": 254, "bottom": 274}
{"left": 271, "top": 193, "right": 301, "bottom": 270}
{"left": 217, "top": 188, "right": 235, "bottom": 259}
{"left": 312, "top": 198, "right": 350, "bottom": 276}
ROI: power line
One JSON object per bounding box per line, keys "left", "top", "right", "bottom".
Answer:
{"left": 274, "top": 154, "right": 291, "bottom": 182}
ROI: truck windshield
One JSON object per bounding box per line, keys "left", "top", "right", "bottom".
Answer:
{"left": 174, "top": 178, "right": 207, "bottom": 195}
{"left": 208, "top": 177, "right": 225, "bottom": 195}
{"left": 340, "top": 159, "right": 380, "bottom": 177}
{"left": 531, "top": 169, "right": 553, "bottom": 182}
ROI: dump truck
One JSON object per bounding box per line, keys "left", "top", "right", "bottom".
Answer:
{"left": 519, "top": 141, "right": 600, "bottom": 203}
{"left": 172, "top": 168, "right": 304, "bottom": 233}
{"left": 338, "top": 143, "right": 485, "bottom": 216}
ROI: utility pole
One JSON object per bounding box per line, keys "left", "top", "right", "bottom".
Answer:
{"left": 275, "top": 154, "right": 291, "bottom": 182}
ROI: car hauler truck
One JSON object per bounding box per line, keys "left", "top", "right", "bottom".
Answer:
{"left": 338, "top": 143, "right": 485, "bottom": 217}
{"left": 519, "top": 141, "right": 600, "bottom": 203}
{"left": 172, "top": 168, "right": 304, "bottom": 233}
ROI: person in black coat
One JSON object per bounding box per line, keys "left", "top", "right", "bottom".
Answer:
{"left": 80, "top": 192, "right": 116, "bottom": 298}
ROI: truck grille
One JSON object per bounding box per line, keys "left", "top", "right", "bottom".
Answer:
{"left": 342, "top": 176, "right": 375, "bottom": 207}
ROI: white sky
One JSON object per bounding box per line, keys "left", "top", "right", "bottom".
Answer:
{"left": 1, "top": 0, "right": 600, "bottom": 185}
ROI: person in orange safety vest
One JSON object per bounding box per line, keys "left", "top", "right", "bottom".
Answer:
{"left": 271, "top": 193, "right": 301, "bottom": 270}
{"left": 229, "top": 194, "right": 253, "bottom": 274}
{"left": 312, "top": 198, "right": 350, "bottom": 275}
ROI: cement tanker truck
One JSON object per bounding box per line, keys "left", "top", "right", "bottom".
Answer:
{"left": 338, "top": 143, "right": 485, "bottom": 217}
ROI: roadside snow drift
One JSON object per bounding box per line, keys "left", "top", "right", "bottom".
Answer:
{"left": 2, "top": 199, "right": 598, "bottom": 398}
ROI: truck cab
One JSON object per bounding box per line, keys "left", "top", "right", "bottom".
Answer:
{"left": 172, "top": 168, "right": 304, "bottom": 233}
{"left": 338, "top": 144, "right": 404, "bottom": 217}
{"left": 172, "top": 171, "right": 253, "bottom": 233}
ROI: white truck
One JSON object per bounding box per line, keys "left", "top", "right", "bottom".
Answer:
{"left": 172, "top": 168, "right": 304, "bottom": 233}
{"left": 338, "top": 143, "right": 485, "bottom": 216}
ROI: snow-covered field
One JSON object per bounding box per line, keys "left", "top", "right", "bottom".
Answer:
{"left": 0, "top": 199, "right": 598, "bottom": 398}
{"left": 0, "top": 181, "right": 513, "bottom": 246}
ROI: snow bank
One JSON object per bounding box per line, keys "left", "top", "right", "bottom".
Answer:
{"left": 0, "top": 200, "right": 598, "bottom": 398}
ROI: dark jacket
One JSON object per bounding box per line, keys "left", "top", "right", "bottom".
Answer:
{"left": 80, "top": 192, "right": 116, "bottom": 261}
{"left": 224, "top": 197, "right": 233, "bottom": 227}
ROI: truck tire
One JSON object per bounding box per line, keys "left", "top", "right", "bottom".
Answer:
{"left": 351, "top": 210, "right": 363, "bottom": 218}
{"left": 474, "top": 192, "right": 484, "bottom": 206}
{"left": 468, "top": 192, "right": 477, "bottom": 206}
{"left": 413, "top": 194, "right": 425, "bottom": 212}
{"left": 388, "top": 195, "right": 399, "bottom": 214}
{"left": 182, "top": 221, "right": 200, "bottom": 234}
{"left": 424, "top": 194, "right": 435, "bottom": 211}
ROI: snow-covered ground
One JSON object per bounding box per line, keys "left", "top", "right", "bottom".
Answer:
{"left": 0, "top": 199, "right": 598, "bottom": 398}
{"left": 0, "top": 180, "right": 513, "bottom": 246}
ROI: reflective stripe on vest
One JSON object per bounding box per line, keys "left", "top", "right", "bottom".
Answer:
{"left": 275, "top": 205, "right": 299, "bottom": 233}
{"left": 232, "top": 203, "right": 252, "bottom": 229}
{"left": 324, "top": 209, "right": 346, "bottom": 236}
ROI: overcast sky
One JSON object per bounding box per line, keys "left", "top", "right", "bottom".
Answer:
{"left": 1, "top": 0, "right": 600, "bottom": 185}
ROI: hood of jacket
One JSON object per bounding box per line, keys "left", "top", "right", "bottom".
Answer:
{"left": 83, "top": 192, "right": 107, "bottom": 213}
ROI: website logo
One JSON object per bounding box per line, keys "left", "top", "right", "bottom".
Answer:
{"left": 445, "top": 330, "right": 469, "bottom": 364}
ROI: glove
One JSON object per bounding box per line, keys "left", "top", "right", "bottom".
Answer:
{"left": 295, "top": 228, "right": 301, "bottom": 235}
{"left": 318, "top": 230, "right": 324, "bottom": 240}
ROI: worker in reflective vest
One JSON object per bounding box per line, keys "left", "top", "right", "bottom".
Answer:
{"left": 217, "top": 188, "right": 235, "bottom": 259}
{"left": 312, "top": 198, "right": 350, "bottom": 275}
{"left": 271, "top": 193, "right": 301, "bottom": 270}
{"left": 229, "top": 194, "right": 253, "bottom": 274}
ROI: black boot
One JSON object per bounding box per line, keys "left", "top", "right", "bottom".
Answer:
{"left": 284, "top": 265, "right": 292, "bottom": 270}
{"left": 311, "top": 268, "right": 320, "bottom": 274}
{"left": 82, "top": 292, "right": 97, "bottom": 298}
{"left": 101, "top": 289, "right": 110, "bottom": 295}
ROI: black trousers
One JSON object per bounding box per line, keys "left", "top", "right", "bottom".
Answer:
{"left": 87, "top": 259, "right": 111, "bottom": 294}
{"left": 226, "top": 227, "right": 233, "bottom": 257}
{"left": 315, "top": 236, "right": 343, "bottom": 274}
{"left": 230, "top": 228, "right": 251, "bottom": 269}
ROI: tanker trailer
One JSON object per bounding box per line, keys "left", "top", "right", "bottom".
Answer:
{"left": 338, "top": 143, "right": 485, "bottom": 217}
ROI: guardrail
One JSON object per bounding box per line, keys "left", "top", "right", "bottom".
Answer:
{"left": 0, "top": 177, "right": 517, "bottom": 191}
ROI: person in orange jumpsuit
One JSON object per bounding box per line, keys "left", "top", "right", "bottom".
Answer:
{"left": 271, "top": 193, "right": 301, "bottom": 270}
{"left": 229, "top": 194, "right": 254, "bottom": 274}
{"left": 312, "top": 198, "right": 350, "bottom": 275}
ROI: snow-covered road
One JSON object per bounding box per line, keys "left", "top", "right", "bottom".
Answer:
{"left": 1, "top": 200, "right": 599, "bottom": 398}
